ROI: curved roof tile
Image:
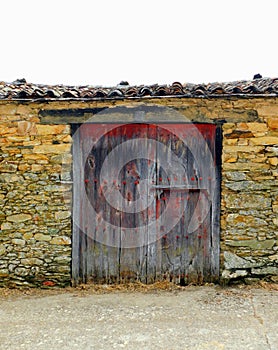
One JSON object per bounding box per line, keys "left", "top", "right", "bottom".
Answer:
{"left": 0, "top": 77, "right": 278, "bottom": 100}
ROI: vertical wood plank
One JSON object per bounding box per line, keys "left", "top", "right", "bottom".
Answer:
{"left": 72, "top": 124, "right": 82, "bottom": 286}
{"left": 119, "top": 124, "right": 148, "bottom": 283}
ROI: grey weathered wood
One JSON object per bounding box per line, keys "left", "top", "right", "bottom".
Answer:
{"left": 73, "top": 122, "right": 220, "bottom": 285}
{"left": 72, "top": 125, "right": 82, "bottom": 286}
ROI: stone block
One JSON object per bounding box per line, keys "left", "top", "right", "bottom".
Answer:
{"left": 0, "top": 162, "right": 17, "bottom": 173}
{"left": 226, "top": 239, "right": 275, "bottom": 250}
{"left": 6, "top": 136, "right": 31, "bottom": 142}
{"left": 222, "top": 269, "right": 248, "bottom": 279}
{"left": 250, "top": 136, "right": 278, "bottom": 145}
{"left": 224, "top": 194, "right": 271, "bottom": 209}
{"left": 17, "top": 121, "right": 37, "bottom": 135}
{"left": 11, "top": 239, "right": 26, "bottom": 246}
{"left": 225, "top": 180, "right": 276, "bottom": 191}
{"left": 224, "top": 172, "right": 248, "bottom": 181}
{"left": 31, "top": 164, "right": 44, "bottom": 172}
{"left": 34, "top": 234, "right": 51, "bottom": 242}
{"left": 226, "top": 214, "right": 267, "bottom": 227}
{"left": 246, "top": 122, "right": 268, "bottom": 132}
{"left": 7, "top": 214, "right": 32, "bottom": 223}
{"left": 36, "top": 125, "right": 70, "bottom": 135}
{"left": 244, "top": 278, "right": 260, "bottom": 285}
{"left": 21, "top": 258, "right": 44, "bottom": 266}
{"left": 33, "top": 144, "right": 71, "bottom": 154}
{"left": 0, "top": 127, "right": 17, "bottom": 135}
{"left": 23, "top": 233, "right": 33, "bottom": 240}
{"left": 267, "top": 117, "right": 278, "bottom": 129}
{"left": 251, "top": 266, "right": 278, "bottom": 275}
{"left": 0, "top": 244, "right": 6, "bottom": 256}
{"left": 55, "top": 211, "right": 71, "bottom": 220}
{"left": 0, "top": 269, "right": 9, "bottom": 277}
{"left": 1, "top": 222, "right": 13, "bottom": 230}
{"left": 223, "top": 145, "right": 264, "bottom": 153}
{"left": 269, "top": 157, "right": 278, "bottom": 166}
{"left": 14, "top": 267, "right": 29, "bottom": 276}
{"left": 50, "top": 154, "right": 72, "bottom": 164}
{"left": 224, "top": 251, "right": 263, "bottom": 269}
{"left": 257, "top": 105, "right": 278, "bottom": 118}
{"left": 268, "top": 253, "right": 278, "bottom": 262}
{"left": 266, "top": 146, "right": 278, "bottom": 155}
{"left": 23, "top": 154, "right": 49, "bottom": 161}
{"left": 50, "top": 236, "right": 71, "bottom": 245}
{"left": 18, "top": 164, "right": 31, "bottom": 171}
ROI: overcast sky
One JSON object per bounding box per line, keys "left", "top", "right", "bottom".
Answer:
{"left": 1, "top": 0, "right": 277, "bottom": 87}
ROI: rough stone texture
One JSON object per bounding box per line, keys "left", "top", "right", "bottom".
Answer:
{"left": 0, "top": 97, "right": 277, "bottom": 287}
{"left": 0, "top": 102, "right": 72, "bottom": 287}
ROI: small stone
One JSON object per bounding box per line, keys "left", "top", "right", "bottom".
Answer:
{"left": 55, "top": 211, "right": 71, "bottom": 220}
{"left": 8, "top": 264, "right": 17, "bottom": 272}
{"left": 224, "top": 194, "right": 272, "bottom": 209}
{"left": 222, "top": 269, "right": 248, "bottom": 279}
{"left": 0, "top": 244, "right": 6, "bottom": 256}
{"left": 269, "top": 157, "right": 278, "bottom": 166}
{"left": 50, "top": 236, "right": 71, "bottom": 245}
{"left": 244, "top": 278, "right": 260, "bottom": 285}
{"left": 31, "top": 164, "right": 44, "bottom": 172}
{"left": 251, "top": 266, "right": 278, "bottom": 275}
{"left": 270, "top": 276, "right": 278, "bottom": 283}
{"left": 11, "top": 239, "right": 26, "bottom": 246}
{"left": 21, "top": 258, "right": 44, "bottom": 266}
{"left": 224, "top": 252, "right": 263, "bottom": 269}
{"left": 226, "top": 239, "right": 275, "bottom": 250}
{"left": 246, "top": 122, "right": 268, "bottom": 132}
{"left": 268, "top": 254, "right": 278, "bottom": 262}
{"left": 18, "top": 164, "right": 31, "bottom": 171}
{"left": 54, "top": 255, "right": 71, "bottom": 264}
{"left": 266, "top": 146, "right": 278, "bottom": 155}
{"left": 7, "top": 214, "right": 32, "bottom": 223}
{"left": 14, "top": 267, "right": 29, "bottom": 276}
{"left": 23, "top": 232, "right": 33, "bottom": 240}
{"left": 36, "top": 125, "right": 69, "bottom": 135}
{"left": 34, "top": 233, "right": 51, "bottom": 242}
{"left": 0, "top": 162, "right": 17, "bottom": 173}
{"left": 17, "top": 121, "right": 37, "bottom": 135}
{"left": 0, "top": 269, "right": 9, "bottom": 277}
{"left": 267, "top": 117, "right": 278, "bottom": 130}
{"left": 51, "top": 154, "right": 72, "bottom": 164}
{"left": 1, "top": 222, "right": 13, "bottom": 230}
{"left": 23, "top": 154, "right": 49, "bottom": 161}
{"left": 225, "top": 172, "right": 247, "bottom": 181}
{"left": 2, "top": 174, "right": 24, "bottom": 183}
{"left": 250, "top": 136, "right": 278, "bottom": 146}
{"left": 33, "top": 144, "right": 71, "bottom": 154}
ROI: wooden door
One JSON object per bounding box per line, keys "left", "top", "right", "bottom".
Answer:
{"left": 72, "top": 123, "right": 220, "bottom": 285}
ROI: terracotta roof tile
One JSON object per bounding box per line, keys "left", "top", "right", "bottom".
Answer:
{"left": 0, "top": 77, "right": 278, "bottom": 101}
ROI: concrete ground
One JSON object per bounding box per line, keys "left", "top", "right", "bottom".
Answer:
{"left": 0, "top": 285, "right": 277, "bottom": 350}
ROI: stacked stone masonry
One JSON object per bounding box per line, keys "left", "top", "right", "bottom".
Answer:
{"left": 0, "top": 97, "right": 277, "bottom": 287}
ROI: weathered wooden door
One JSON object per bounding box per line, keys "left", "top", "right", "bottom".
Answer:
{"left": 72, "top": 123, "right": 220, "bottom": 285}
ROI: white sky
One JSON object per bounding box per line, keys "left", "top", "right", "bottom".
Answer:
{"left": 1, "top": 0, "right": 278, "bottom": 87}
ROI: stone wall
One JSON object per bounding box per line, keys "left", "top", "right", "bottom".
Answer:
{"left": 0, "top": 98, "right": 277, "bottom": 287}
{"left": 221, "top": 117, "right": 278, "bottom": 283}
{"left": 0, "top": 103, "right": 72, "bottom": 287}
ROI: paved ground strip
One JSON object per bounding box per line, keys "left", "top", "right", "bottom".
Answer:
{"left": 0, "top": 286, "right": 277, "bottom": 350}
